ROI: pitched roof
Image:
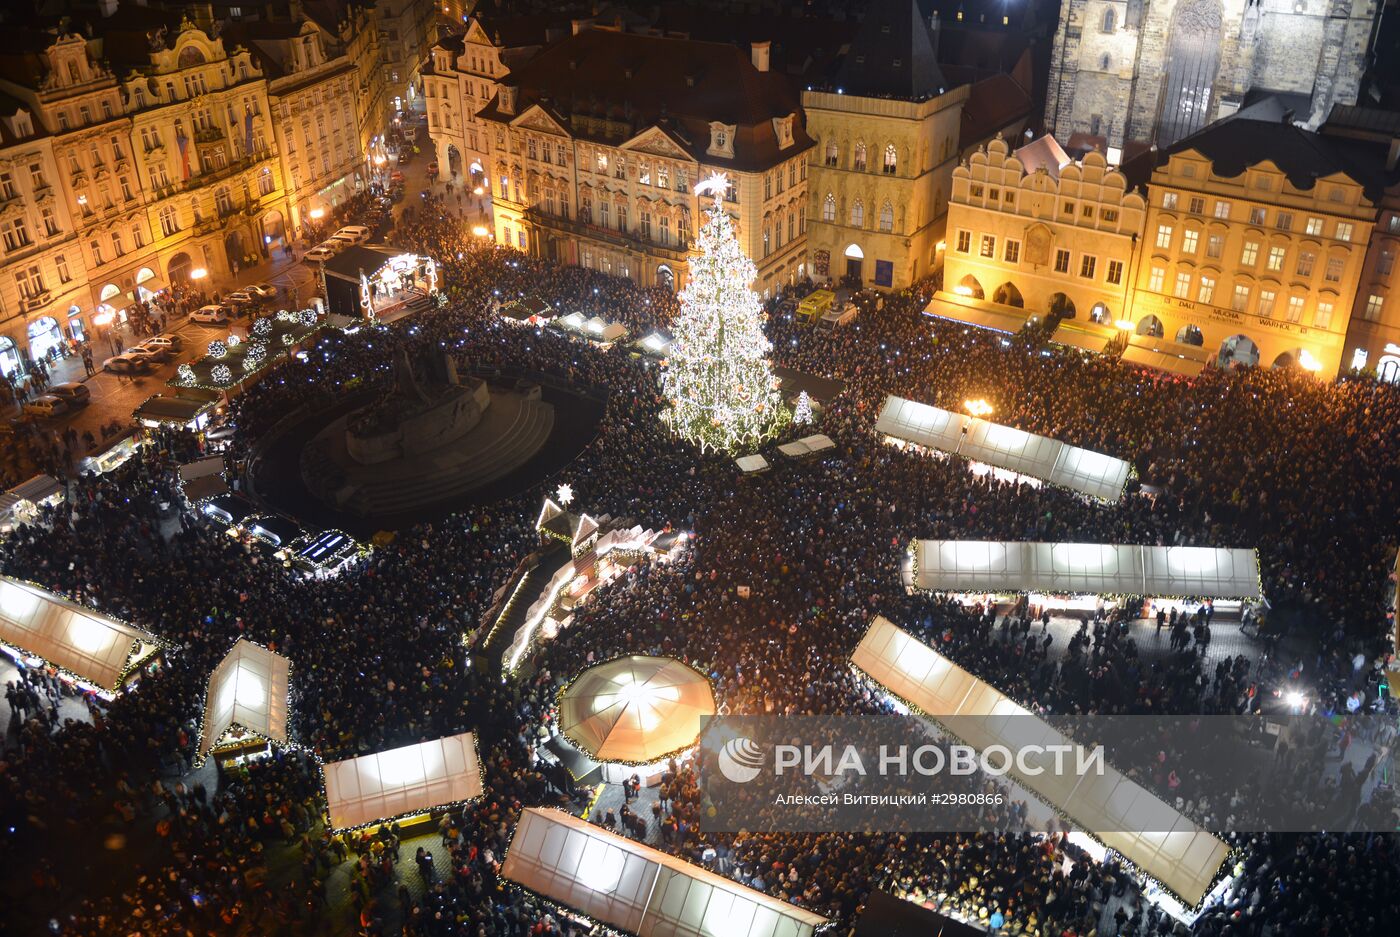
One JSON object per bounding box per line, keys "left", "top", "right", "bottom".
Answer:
{"left": 1156, "top": 111, "right": 1395, "bottom": 202}
{"left": 834, "top": 0, "right": 947, "bottom": 100}
{"left": 1015, "top": 133, "right": 1070, "bottom": 179}
{"left": 651, "top": 3, "right": 855, "bottom": 79}
{"left": 958, "top": 72, "right": 1032, "bottom": 149}
{"left": 477, "top": 29, "right": 811, "bottom": 172}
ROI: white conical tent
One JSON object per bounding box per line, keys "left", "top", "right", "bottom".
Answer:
{"left": 198, "top": 639, "right": 291, "bottom": 761}
{"left": 559, "top": 656, "right": 715, "bottom": 764}
{"left": 0, "top": 576, "right": 160, "bottom": 694}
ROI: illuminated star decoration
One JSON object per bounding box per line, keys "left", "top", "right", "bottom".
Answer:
{"left": 556, "top": 483, "right": 574, "bottom": 506}
{"left": 693, "top": 171, "right": 730, "bottom": 198}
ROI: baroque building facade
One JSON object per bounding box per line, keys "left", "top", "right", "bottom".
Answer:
{"left": 1045, "top": 0, "right": 1380, "bottom": 149}
{"left": 476, "top": 28, "right": 811, "bottom": 296}
{"left": 944, "top": 136, "right": 1147, "bottom": 322}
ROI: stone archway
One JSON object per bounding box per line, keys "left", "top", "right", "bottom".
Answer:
{"left": 1219, "top": 334, "right": 1261, "bottom": 369}
{"left": 1175, "top": 324, "right": 1204, "bottom": 346}
{"left": 992, "top": 282, "right": 1024, "bottom": 307}
{"left": 1136, "top": 314, "right": 1164, "bottom": 338}
{"left": 1089, "top": 302, "right": 1111, "bottom": 324}
{"left": 168, "top": 252, "right": 193, "bottom": 287}
{"left": 1049, "top": 292, "right": 1076, "bottom": 318}
{"left": 657, "top": 264, "right": 675, "bottom": 293}
{"left": 956, "top": 274, "right": 984, "bottom": 300}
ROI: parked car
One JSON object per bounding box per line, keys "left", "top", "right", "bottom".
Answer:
{"left": 131, "top": 342, "right": 172, "bottom": 363}
{"left": 145, "top": 333, "right": 184, "bottom": 352}
{"left": 224, "top": 289, "right": 259, "bottom": 308}
{"left": 304, "top": 244, "right": 338, "bottom": 263}
{"left": 190, "top": 305, "right": 229, "bottom": 324}
{"left": 47, "top": 382, "right": 91, "bottom": 407}
{"left": 390, "top": 169, "right": 405, "bottom": 185}
{"left": 244, "top": 283, "right": 278, "bottom": 300}
{"left": 22, "top": 395, "right": 68, "bottom": 419}
{"left": 103, "top": 353, "right": 151, "bottom": 374}
{"left": 333, "top": 225, "right": 372, "bottom": 245}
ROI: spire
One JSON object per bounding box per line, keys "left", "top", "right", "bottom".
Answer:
{"left": 834, "top": 0, "right": 947, "bottom": 100}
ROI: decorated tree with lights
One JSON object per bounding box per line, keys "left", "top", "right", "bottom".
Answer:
{"left": 661, "top": 173, "right": 784, "bottom": 452}
{"left": 792, "top": 390, "right": 813, "bottom": 426}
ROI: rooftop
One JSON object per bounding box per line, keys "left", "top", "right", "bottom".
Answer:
{"left": 833, "top": 0, "right": 947, "bottom": 100}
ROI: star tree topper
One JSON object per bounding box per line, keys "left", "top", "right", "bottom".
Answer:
{"left": 556, "top": 483, "right": 574, "bottom": 506}
{"left": 694, "top": 171, "right": 730, "bottom": 198}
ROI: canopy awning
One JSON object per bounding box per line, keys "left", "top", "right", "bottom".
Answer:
{"left": 922, "top": 296, "right": 1030, "bottom": 334}
{"left": 558, "top": 656, "right": 715, "bottom": 763}
{"left": 322, "top": 731, "right": 482, "bottom": 830}
{"left": 1120, "top": 345, "right": 1209, "bottom": 377}
{"left": 906, "top": 540, "right": 1261, "bottom": 599}
{"left": 1050, "top": 324, "right": 1114, "bottom": 354}
{"left": 876, "top": 396, "right": 1131, "bottom": 501}
{"left": 852, "top": 616, "right": 1230, "bottom": 908}
{"left": 198, "top": 639, "right": 291, "bottom": 761}
{"left": 777, "top": 434, "right": 835, "bottom": 458}
{"left": 502, "top": 808, "right": 830, "bottom": 937}
{"left": 0, "top": 576, "right": 159, "bottom": 693}
{"left": 0, "top": 474, "right": 64, "bottom": 516}
{"left": 735, "top": 454, "right": 770, "bottom": 474}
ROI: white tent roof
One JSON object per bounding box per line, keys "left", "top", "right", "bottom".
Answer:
{"left": 323, "top": 731, "right": 483, "bottom": 830}
{"left": 1049, "top": 445, "right": 1133, "bottom": 502}
{"left": 852, "top": 617, "right": 1230, "bottom": 907}
{"left": 1141, "top": 546, "right": 1261, "bottom": 598}
{"left": 503, "top": 808, "right": 829, "bottom": 937}
{"left": 0, "top": 576, "right": 158, "bottom": 693}
{"left": 178, "top": 456, "right": 226, "bottom": 483}
{"left": 0, "top": 474, "right": 63, "bottom": 516}
{"left": 907, "top": 540, "right": 1260, "bottom": 598}
{"left": 874, "top": 396, "right": 965, "bottom": 453}
{"left": 777, "top": 434, "right": 835, "bottom": 458}
{"left": 198, "top": 639, "right": 291, "bottom": 760}
{"left": 960, "top": 419, "right": 1065, "bottom": 483}
{"left": 559, "top": 656, "right": 715, "bottom": 763}
{"left": 736, "top": 454, "right": 771, "bottom": 474}
{"left": 875, "top": 397, "right": 1131, "bottom": 501}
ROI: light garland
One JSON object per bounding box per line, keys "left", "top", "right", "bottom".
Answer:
{"left": 299, "top": 307, "right": 318, "bottom": 327}
{"left": 208, "top": 340, "right": 228, "bottom": 359}
{"left": 177, "top": 363, "right": 196, "bottom": 385}
{"left": 793, "top": 390, "right": 813, "bottom": 426}
{"left": 276, "top": 309, "right": 297, "bottom": 323}
{"left": 227, "top": 333, "right": 242, "bottom": 347}
{"left": 660, "top": 174, "right": 784, "bottom": 454}
{"left": 211, "top": 364, "right": 233, "bottom": 385}
{"left": 253, "top": 317, "right": 273, "bottom": 338}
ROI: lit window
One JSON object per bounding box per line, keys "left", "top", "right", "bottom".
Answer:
{"left": 1162, "top": 192, "right": 1178, "bottom": 209}
{"left": 1197, "top": 276, "right": 1215, "bottom": 304}
{"left": 1363, "top": 294, "right": 1384, "bottom": 321}
{"left": 1182, "top": 229, "right": 1199, "bottom": 253}
{"left": 1148, "top": 266, "right": 1165, "bottom": 292}
{"left": 1314, "top": 302, "right": 1334, "bottom": 329}
{"left": 1258, "top": 290, "right": 1276, "bottom": 317}
{"left": 979, "top": 234, "right": 995, "bottom": 258}
{"left": 1232, "top": 284, "right": 1250, "bottom": 311}
{"left": 1266, "top": 246, "right": 1285, "bottom": 272}
{"left": 1286, "top": 296, "right": 1305, "bottom": 322}
{"left": 1155, "top": 224, "right": 1173, "bottom": 249}
{"left": 1336, "top": 222, "right": 1353, "bottom": 242}
{"left": 1214, "top": 201, "right": 1231, "bottom": 219}
{"left": 1240, "top": 241, "right": 1259, "bottom": 266}
{"left": 1173, "top": 271, "right": 1191, "bottom": 297}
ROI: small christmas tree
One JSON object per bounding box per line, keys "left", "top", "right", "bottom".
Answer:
{"left": 792, "top": 390, "right": 813, "bottom": 426}
{"left": 661, "top": 173, "right": 784, "bottom": 452}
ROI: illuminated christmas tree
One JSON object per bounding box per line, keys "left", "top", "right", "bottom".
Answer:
{"left": 661, "top": 173, "right": 784, "bottom": 452}
{"left": 792, "top": 390, "right": 813, "bottom": 426}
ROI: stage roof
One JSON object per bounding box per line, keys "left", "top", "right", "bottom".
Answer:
{"left": 323, "top": 731, "right": 482, "bottom": 830}
{"left": 502, "top": 808, "right": 830, "bottom": 937}
{"left": 0, "top": 576, "right": 159, "bottom": 693}
{"left": 558, "top": 656, "right": 715, "bottom": 764}
{"left": 852, "top": 616, "right": 1231, "bottom": 907}
{"left": 198, "top": 639, "right": 291, "bottom": 760}
{"left": 875, "top": 396, "right": 1132, "bottom": 501}
{"left": 905, "top": 540, "right": 1260, "bottom": 598}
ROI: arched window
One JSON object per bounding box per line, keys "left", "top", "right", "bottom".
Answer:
{"left": 158, "top": 204, "right": 179, "bottom": 237}
{"left": 215, "top": 187, "right": 232, "bottom": 215}
{"left": 883, "top": 144, "right": 897, "bottom": 174}
{"left": 853, "top": 142, "right": 867, "bottom": 172}
{"left": 824, "top": 140, "right": 838, "bottom": 166}
{"left": 879, "top": 201, "right": 894, "bottom": 233}
{"left": 850, "top": 199, "right": 864, "bottom": 227}
{"left": 1102, "top": 6, "right": 1115, "bottom": 31}
{"left": 822, "top": 192, "right": 836, "bottom": 222}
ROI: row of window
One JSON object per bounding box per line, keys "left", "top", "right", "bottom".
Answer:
{"left": 954, "top": 230, "right": 1126, "bottom": 284}
{"left": 822, "top": 140, "right": 899, "bottom": 175}
{"left": 1154, "top": 222, "right": 1352, "bottom": 280}
{"left": 821, "top": 194, "right": 896, "bottom": 233}
{"left": 966, "top": 184, "right": 1125, "bottom": 225}
{"left": 1160, "top": 191, "right": 1355, "bottom": 239}
{"left": 1145, "top": 266, "right": 1338, "bottom": 329}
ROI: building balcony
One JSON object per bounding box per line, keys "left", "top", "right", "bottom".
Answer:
{"left": 524, "top": 207, "right": 691, "bottom": 260}
{"left": 19, "top": 290, "right": 52, "bottom": 313}
{"left": 194, "top": 126, "right": 225, "bottom": 144}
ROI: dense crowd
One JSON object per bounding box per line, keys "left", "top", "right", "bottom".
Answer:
{"left": 1, "top": 186, "right": 1398, "bottom": 937}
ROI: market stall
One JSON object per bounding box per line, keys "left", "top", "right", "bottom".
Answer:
{"left": 197, "top": 639, "right": 291, "bottom": 764}
{"left": 322, "top": 731, "right": 482, "bottom": 831}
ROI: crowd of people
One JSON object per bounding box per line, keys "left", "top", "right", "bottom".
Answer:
{"left": 1, "top": 185, "right": 1398, "bottom": 937}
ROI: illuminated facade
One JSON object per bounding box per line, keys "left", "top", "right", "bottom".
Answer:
{"left": 945, "top": 136, "right": 1146, "bottom": 321}
{"left": 477, "top": 28, "right": 811, "bottom": 296}
{"left": 1132, "top": 116, "right": 1378, "bottom": 377}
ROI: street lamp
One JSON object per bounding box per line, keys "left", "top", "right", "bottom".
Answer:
{"left": 964, "top": 398, "right": 993, "bottom": 418}
{"left": 1298, "top": 349, "right": 1322, "bottom": 372}
{"left": 191, "top": 267, "right": 208, "bottom": 281}
{"left": 1114, "top": 319, "right": 1134, "bottom": 331}
{"left": 471, "top": 225, "right": 490, "bottom": 238}
{"left": 308, "top": 207, "right": 325, "bottom": 221}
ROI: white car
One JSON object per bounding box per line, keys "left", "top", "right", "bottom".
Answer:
{"left": 304, "top": 244, "right": 340, "bottom": 263}
{"left": 47, "top": 383, "right": 91, "bottom": 406}
{"left": 145, "top": 333, "right": 184, "bottom": 352}
{"left": 22, "top": 395, "right": 67, "bottom": 419}
{"left": 126, "top": 347, "right": 166, "bottom": 367}
{"left": 103, "top": 354, "right": 151, "bottom": 374}
{"left": 245, "top": 283, "right": 278, "bottom": 300}
{"left": 191, "top": 305, "right": 229, "bottom": 324}
{"left": 333, "top": 225, "right": 371, "bottom": 245}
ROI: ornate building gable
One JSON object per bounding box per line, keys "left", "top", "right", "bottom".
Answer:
{"left": 619, "top": 126, "right": 693, "bottom": 162}
{"left": 509, "top": 104, "right": 570, "bottom": 138}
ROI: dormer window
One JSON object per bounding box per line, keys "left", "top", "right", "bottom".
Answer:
{"left": 772, "top": 114, "right": 795, "bottom": 149}
{"left": 498, "top": 86, "right": 517, "bottom": 115}
{"left": 707, "top": 122, "right": 735, "bottom": 158}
